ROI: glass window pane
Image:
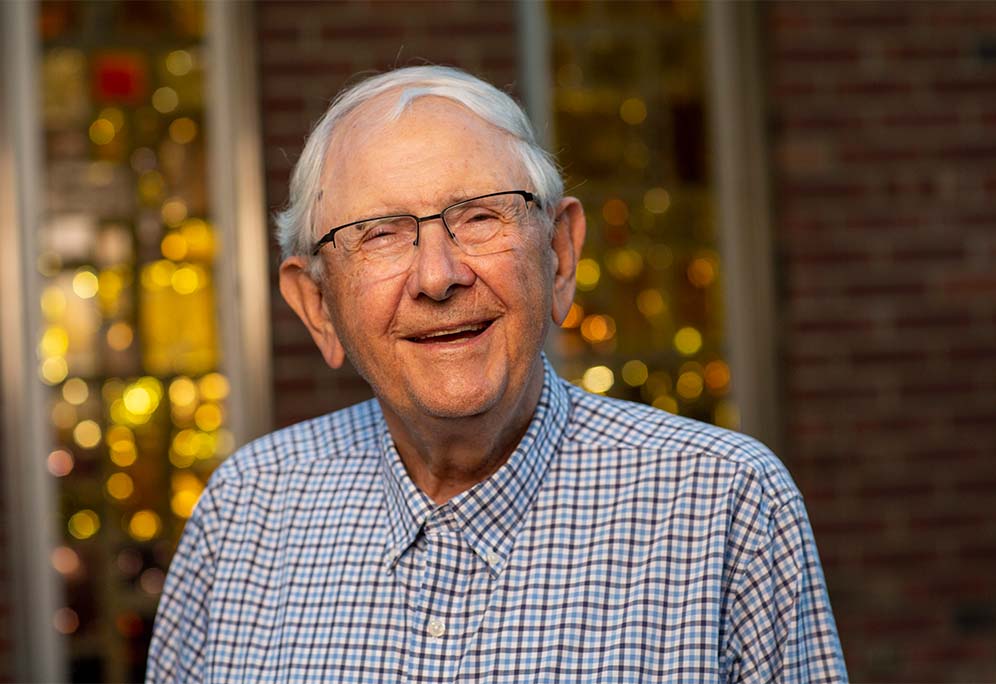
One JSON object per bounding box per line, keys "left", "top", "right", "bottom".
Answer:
{"left": 37, "top": 2, "right": 227, "bottom": 680}
{"left": 548, "top": 1, "right": 736, "bottom": 429}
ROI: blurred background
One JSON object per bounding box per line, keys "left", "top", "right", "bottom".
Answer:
{"left": 0, "top": 1, "right": 993, "bottom": 682}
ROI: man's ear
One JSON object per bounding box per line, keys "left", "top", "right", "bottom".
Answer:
{"left": 549, "top": 197, "right": 586, "bottom": 325}
{"left": 279, "top": 256, "right": 346, "bottom": 369}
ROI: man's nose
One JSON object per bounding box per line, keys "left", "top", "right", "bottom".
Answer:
{"left": 405, "top": 218, "right": 475, "bottom": 301}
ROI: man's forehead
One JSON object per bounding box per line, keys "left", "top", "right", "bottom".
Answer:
{"left": 320, "top": 92, "right": 529, "bottom": 215}
{"left": 329, "top": 92, "right": 506, "bottom": 156}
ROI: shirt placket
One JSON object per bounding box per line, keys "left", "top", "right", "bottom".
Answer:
{"left": 401, "top": 504, "right": 485, "bottom": 684}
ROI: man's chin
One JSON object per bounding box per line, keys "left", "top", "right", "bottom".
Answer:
{"left": 409, "top": 387, "right": 500, "bottom": 420}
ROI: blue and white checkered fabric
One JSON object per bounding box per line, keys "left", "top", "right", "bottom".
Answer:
{"left": 148, "top": 357, "right": 847, "bottom": 683}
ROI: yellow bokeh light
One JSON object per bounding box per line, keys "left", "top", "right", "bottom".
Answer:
{"left": 171, "top": 266, "right": 200, "bottom": 294}
{"left": 194, "top": 403, "right": 223, "bottom": 432}
{"left": 128, "top": 510, "right": 161, "bottom": 542}
{"left": 107, "top": 424, "right": 134, "bottom": 447}
{"left": 171, "top": 489, "right": 201, "bottom": 519}
{"left": 40, "top": 357, "right": 69, "bottom": 385}
{"left": 123, "top": 386, "right": 153, "bottom": 415}
{"left": 561, "top": 302, "right": 584, "bottom": 329}
{"left": 68, "top": 509, "right": 100, "bottom": 540}
{"left": 674, "top": 327, "right": 703, "bottom": 356}
{"left": 41, "top": 286, "right": 67, "bottom": 320}
{"left": 705, "top": 360, "right": 731, "bottom": 393}
{"left": 152, "top": 86, "right": 179, "bottom": 113}
{"left": 580, "top": 314, "right": 617, "bottom": 344}
{"left": 636, "top": 289, "right": 666, "bottom": 318}
{"left": 645, "top": 371, "right": 673, "bottom": 399}
{"left": 138, "top": 170, "right": 165, "bottom": 204}
{"left": 161, "top": 198, "right": 188, "bottom": 227}
{"left": 621, "top": 360, "right": 649, "bottom": 387}
{"left": 39, "top": 326, "right": 70, "bottom": 357}
{"left": 88, "top": 118, "right": 115, "bottom": 145}
{"left": 165, "top": 49, "right": 193, "bottom": 76}
{"left": 109, "top": 399, "right": 129, "bottom": 425}
{"left": 110, "top": 440, "right": 138, "bottom": 467}
{"left": 62, "top": 377, "right": 89, "bottom": 405}
{"left": 144, "top": 259, "right": 176, "bottom": 289}
{"left": 169, "top": 449, "right": 195, "bottom": 469}
{"left": 73, "top": 420, "right": 102, "bottom": 449}
{"left": 107, "top": 322, "right": 134, "bottom": 351}
{"left": 195, "top": 430, "right": 217, "bottom": 459}
{"left": 652, "top": 395, "right": 678, "bottom": 413}
{"left": 643, "top": 187, "right": 671, "bottom": 213}
{"left": 169, "top": 377, "right": 198, "bottom": 407}
{"left": 161, "top": 232, "right": 188, "bottom": 261}
{"left": 575, "top": 258, "right": 601, "bottom": 291}
{"left": 198, "top": 372, "right": 230, "bottom": 401}
{"left": 98, "top": 269, "right": 123, "bottom": 299}
{"left": 172, "top": 429, "right": 199, "bottom": 458}
{"left": 51, "top": 546, "right": 80, "bottom": 575}
{"left": 138, "top": 376, "right": 164, "bottom": 400}
{"left": 98, "top": 107, "right": 124, "bottom": 132}
{"left": 47, "top": 449, "right": 74, "bottom": 477}
{"left": 619, "top": 97, "right": 647, "bottom": 125}
{"left": 72, "top": 270, "right": 99, "bottom": 299}
{"left": 582, "top": 366, "right": 615, "bottom": 394}
{"left": 169, "top": 117, "right": 198, "bottom": 144}
{"left": 180, "top": 219, "right": 215, "bottom": 259}
{"left": 602, "top": 198, "right": 629, "bottom": 226}
{"left": 106, "top": 472, "right": 134, "bottom": 500}
{"left": 687, "top": 257, "right": 717, "bottom": 288}
{"left": 676, "top": 371, "right": 704, "bottom": 400}
{"left": 606, "top": 248, "right": 644, "bottom": 281}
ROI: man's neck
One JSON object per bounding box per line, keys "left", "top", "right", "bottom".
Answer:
{"left": 378, "top": 361, "right": 545, "bottom": 505}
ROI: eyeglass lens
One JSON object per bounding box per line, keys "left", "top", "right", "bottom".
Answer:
{"left": 333, "top": 192, "right": 530, "bottom": 274}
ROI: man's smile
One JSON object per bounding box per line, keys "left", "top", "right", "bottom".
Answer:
{"left": 404, "top": 319, "right": 496, "bottom": 344}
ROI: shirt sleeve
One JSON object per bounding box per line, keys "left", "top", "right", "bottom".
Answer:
{"left": 722, "top": 496, "right": 848, "bottom": 683}
{"left": 145, "top": 484, "right": 219, "bottom": 683}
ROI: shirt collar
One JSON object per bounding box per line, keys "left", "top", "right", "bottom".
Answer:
{"left": 377, "top": 355, "right": 569, "bottom": 575}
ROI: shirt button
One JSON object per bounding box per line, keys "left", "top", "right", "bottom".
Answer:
{"left": 486, "top": 550, "right": 500, "bottom": 567}
{"left": 427, "top": 617, "right": 446, "bottom": 638}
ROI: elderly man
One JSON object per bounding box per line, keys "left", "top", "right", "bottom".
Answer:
{"left": 148, "top": 66, "right": 846, "bottom": 682}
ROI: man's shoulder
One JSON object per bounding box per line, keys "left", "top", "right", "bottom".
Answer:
{"left": 562, "top": 381, "right": 798, "bottom": 506}
{"left": 208, "top": 398, "right": 383, "bottom": 488}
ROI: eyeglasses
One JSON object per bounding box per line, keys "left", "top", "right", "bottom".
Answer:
{"left": 311, "top": 190, "right": 540, "bottom": 272}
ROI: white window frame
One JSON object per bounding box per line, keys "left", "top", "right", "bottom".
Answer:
{"left": 0, "top": 3, "right": 271, "bottom": 679}
{"left": 707, "top": 1, "right": 782, "bottom": 452}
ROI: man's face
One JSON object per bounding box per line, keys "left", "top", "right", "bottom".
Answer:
{"left": 311, "top": 96, "right": 557, "bottom": 422}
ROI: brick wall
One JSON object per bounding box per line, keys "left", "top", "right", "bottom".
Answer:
{"left": 256, "top": 0, "right": 521, "bottom": 427}
{"left": 766, "top": 2, "right": 996, "bottom": 681}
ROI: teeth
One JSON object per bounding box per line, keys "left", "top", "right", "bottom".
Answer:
{"left": 417, "top": 323, "right": 485, "bottom": 340}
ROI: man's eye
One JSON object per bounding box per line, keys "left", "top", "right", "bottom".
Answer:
{"left": 467, "top": 211, "right": 499, "bottom": 223}
{"left": 357, "top": 219, "right": 411, "bottom": 247}
{"left": 363, "top": 226, "right": 395, "bottom": 241}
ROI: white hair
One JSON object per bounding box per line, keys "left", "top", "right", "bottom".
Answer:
{"left": 274, "top": 65, "right": 564, "bottom": 261}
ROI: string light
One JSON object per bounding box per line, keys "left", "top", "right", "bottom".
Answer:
{"left": 68, "top": 510, "right": 100, "bottom": 540}
{"left": 582, "top": 366, "right": 614, "bottom": 394}
{"left": 575, "top": 259, "right": 601, "bottom": 291}
{"left": 47, "top": 449, "right": 74, "bottom": 477}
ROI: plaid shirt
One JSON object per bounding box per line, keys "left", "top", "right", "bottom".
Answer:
{"left": 148, "top": 358, "right": 847, "bottom": 683}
